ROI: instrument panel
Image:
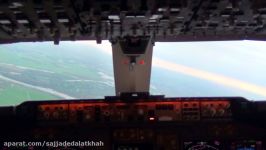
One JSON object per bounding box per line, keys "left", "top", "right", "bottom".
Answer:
{"left": 35, "top": 97, "right": 232, "bottom": 124}
{"left": 2, "top": 0, "right": 266, "bottom": 43}
{"left": 1, "top": 96, "right": 266, "bottom": 150}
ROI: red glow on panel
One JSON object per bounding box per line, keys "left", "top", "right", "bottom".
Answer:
{"left": 139, "top": 60, "right": 145, "bottom": 65}
{"left": 149, "top": 117, "right": 155, "bottom": 121}
{"left": 123, "top": 59, "right": 129, "bottom": 64}
{"left": 123, "top": 60, "right": 129, "bottom": 65}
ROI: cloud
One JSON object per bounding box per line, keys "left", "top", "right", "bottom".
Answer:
{"left": 77, "top": 41, "right": 112, "bottom": 55}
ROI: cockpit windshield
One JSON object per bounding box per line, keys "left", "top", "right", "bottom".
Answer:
{"left": 0, "top": 40, "right": 265, "bottom": 106}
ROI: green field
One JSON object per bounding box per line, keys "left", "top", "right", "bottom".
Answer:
{"left": 0, "top": 44, "right": 100, "bottom": 79}
{"left": 0, "top": 80, "right": 58, "bottom": 106}
{"left": 0, "top": 41, "right": 115, "bottom": 105}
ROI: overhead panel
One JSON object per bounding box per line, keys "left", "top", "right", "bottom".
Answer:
{"left": 0, "top": 0, "right": 266, "bottom": 43}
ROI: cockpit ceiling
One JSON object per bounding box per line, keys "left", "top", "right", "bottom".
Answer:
{"left": 0, "top": 0, "right": 266, "bottom": 44}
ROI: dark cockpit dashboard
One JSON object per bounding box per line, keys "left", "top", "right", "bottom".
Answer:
{"left": 0, "top": 93, "right": 266, "bottom": 150}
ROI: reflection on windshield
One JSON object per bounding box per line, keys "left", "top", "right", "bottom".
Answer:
{"left": 0, "top": 40, "right": 265, "bottom": 105}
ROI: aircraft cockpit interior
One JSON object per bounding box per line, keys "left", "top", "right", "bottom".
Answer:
{"left": 0, "top": 0, "right": 266, "bottom": 149}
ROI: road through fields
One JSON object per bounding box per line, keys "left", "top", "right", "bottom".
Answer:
{"left": 0, "top": 74, "right": 75, "bottom": 99}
